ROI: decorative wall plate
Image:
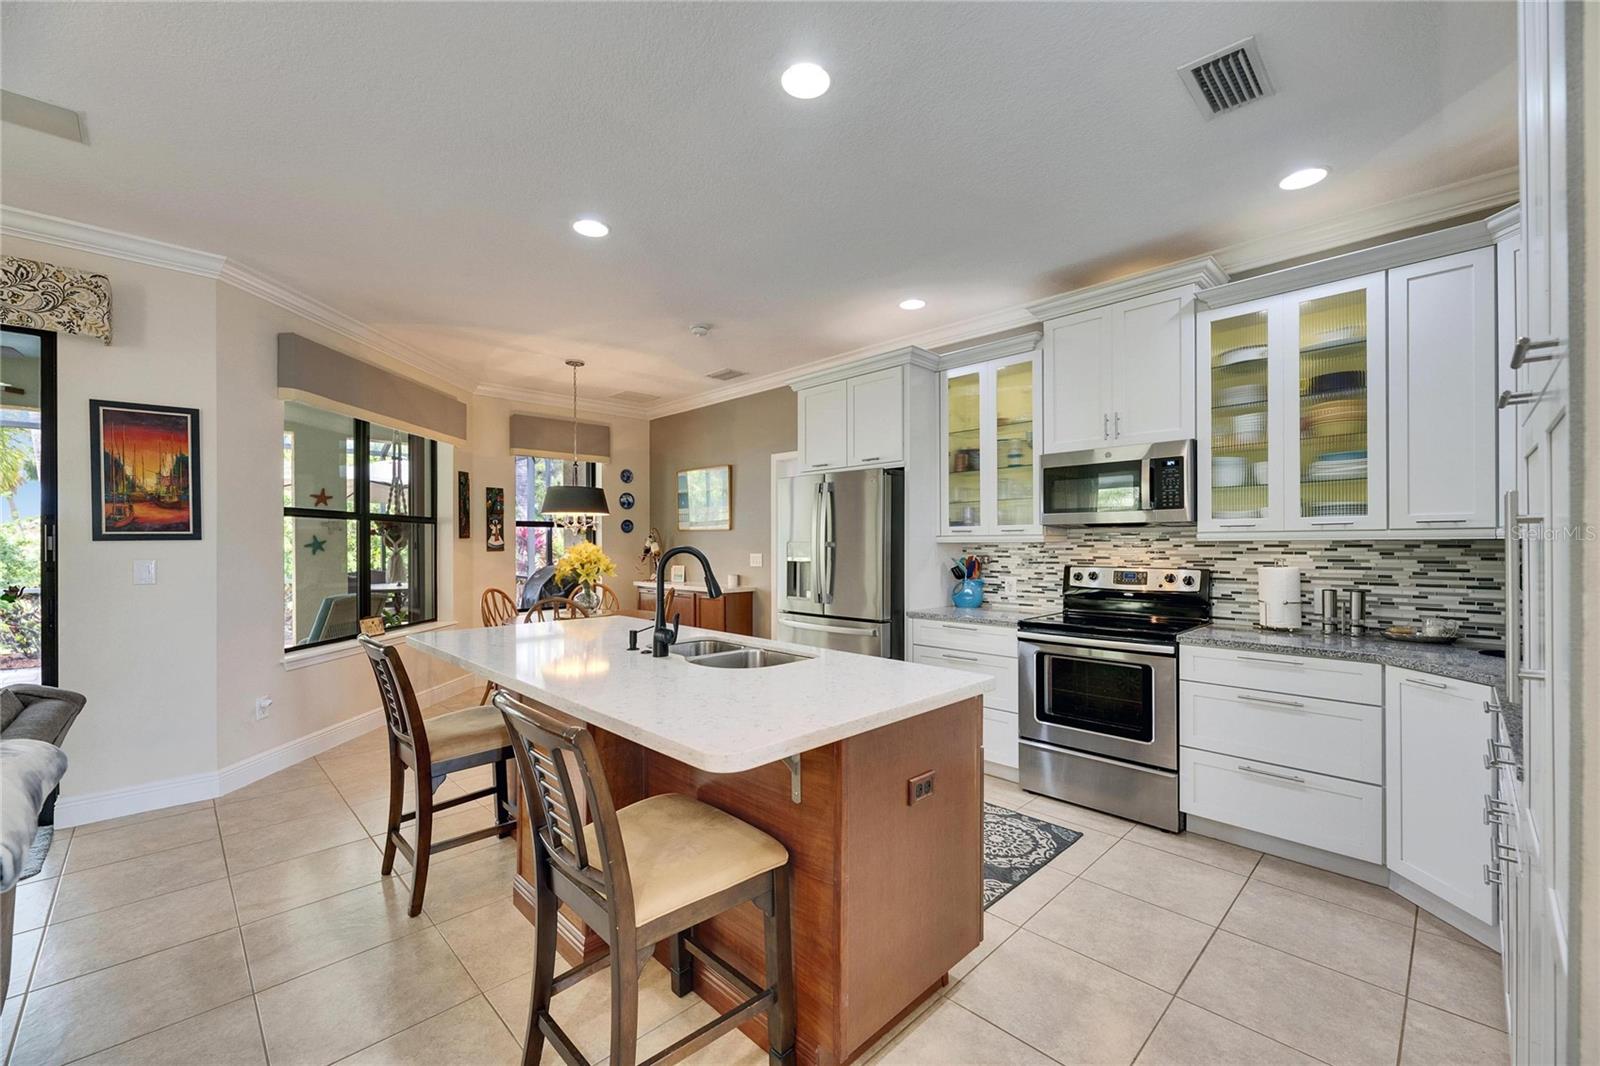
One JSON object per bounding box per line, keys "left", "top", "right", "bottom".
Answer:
{"left": 619, "top": 468, "right": 634, "bottom": 484}
{"left": 620, "top": 519, "right": 634, "bottom": 533}
{"left": 618, "top": 492, "right": 635, "bottom": 510}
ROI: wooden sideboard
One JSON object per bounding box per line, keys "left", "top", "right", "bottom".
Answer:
{"left": 633, "top": 582, "right": 755, "bottom": 635}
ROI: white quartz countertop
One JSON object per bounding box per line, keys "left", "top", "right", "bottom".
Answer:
{"left": 408, "top": 616, "right": 992, "bottom": 774}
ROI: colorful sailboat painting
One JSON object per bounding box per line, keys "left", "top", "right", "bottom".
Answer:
{"left": 89, "top": 400, "right": 202, "bottom": 540}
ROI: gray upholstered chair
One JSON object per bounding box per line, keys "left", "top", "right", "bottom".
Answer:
{"left": 1, "top": 685, "right": 87, "bottom": 825}
{"left": 1, "top": 738, "right": 68, "bottom": 1001}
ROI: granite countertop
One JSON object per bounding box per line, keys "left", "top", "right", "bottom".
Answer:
{"left": 410, "top": 616, "right": 991, "bottom": 773}
{"left": 1180, "top": 623, "right": 1522, "bottom": 769}
{"left": 906, "top": 605, "right": 1042, "bottom": 628}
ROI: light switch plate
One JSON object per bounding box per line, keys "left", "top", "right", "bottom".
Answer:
{"left": 748, "top": 553, "right": 763, "bottom": 567}
{"left": 133, "top": 560, "right": 157, "bottom": 585}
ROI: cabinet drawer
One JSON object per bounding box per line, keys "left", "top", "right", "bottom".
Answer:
{"left": 1179, "top": 645, "right": 1382, "bottom": 706}
{"left": 912, "top": 645, "right": 1017, "bottom": 713}
{"left": 1180, "top": 747, "right": 1384, "bottom": 863}
{"left": 1181, "top": 680, "right": 1383, "bottom": 784}
{"left": 983, "top": 708, "right": 1019, "bottom": 769}
{"left": 910, "top": 619, "right": 1018, "bottom": 659}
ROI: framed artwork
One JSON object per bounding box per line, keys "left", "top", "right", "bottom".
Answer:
{"left": 676, "top": 465, "right": 731, "bottom": 531}
{"left": 89, "top": 400, "right": 201, "bottom": 540}
{"left": 485, "top": 486, "right": 505, "bottom": 551}
{"left": 457, "top": 471, "right": 471, "bottom": 538}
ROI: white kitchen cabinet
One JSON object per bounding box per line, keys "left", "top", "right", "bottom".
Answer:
{"left": 1384, "top": 669, "right": 1496, "bottom": 922}
{"left": 798, "top": 380, "right": 848, "bottom": 471}
{"left": 939, "top": 351, "right": 1041, "bottom": 538}
{"left": 1491, "top": 208, "right": 1523, "bottom": 524}
{"left": 1200, "top": 273, "right": 1389, "bottom": 535}
{"left": 1181, "top": 679, "right": 1383, "bottom": 785}
{"left": 911, "top": 618, "right": 1020, "bottom": 769}
{"left": 846, "top": 367, "right": 905, "bottom": 466}
{"left": 1516, "top": 0, "right": 1568, "bottom": 396}
{"left": 1039, "top": 284, "right": 1197, "bottom": 454}
{"left": 1386, "top": 249, "right": 1498, "bottom": 532}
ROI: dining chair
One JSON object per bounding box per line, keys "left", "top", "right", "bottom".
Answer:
{"left": 479, "top": 587, "right": 520, "bottom": 702}
{"left": 592, "top": 584, "right": 623, "bottom": 616}
{"left": 495, "top": 689, "right": 796, "bottom": 1066}
{"left": 524, "top": 596, "right": 591, "bottom": 623}
{"left": 358, "top": 636, "right": 517, "bottom": 917}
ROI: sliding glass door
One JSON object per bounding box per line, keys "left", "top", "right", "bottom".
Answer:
{"left": 0, "top": 327, "right": 57, "bottom": 685}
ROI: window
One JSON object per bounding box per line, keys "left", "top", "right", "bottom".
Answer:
{"left": 282, "top": 402, "right": 437, "bottom": 650}
{"left": 514, "top": 455, "right": 596, "bottom": 597}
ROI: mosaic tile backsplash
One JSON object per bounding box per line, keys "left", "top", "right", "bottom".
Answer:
{"left": 956, "top": 531, "right": 1506, "bottom": 640}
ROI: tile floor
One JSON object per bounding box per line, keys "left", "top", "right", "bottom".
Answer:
{"left": 2, "top": 691, "right": 1510, "bottom": 1065}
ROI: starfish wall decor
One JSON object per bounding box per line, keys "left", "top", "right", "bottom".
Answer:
{"left": 309, "top": 487, "right": 332, "bottom": 507}
{"left": 304, "top": 535, "right": 327, "bottom": 555}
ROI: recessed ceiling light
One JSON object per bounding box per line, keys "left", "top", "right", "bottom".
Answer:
{"left": 572, "top": 218, "right": 610, "bottom": 238}
{"left": 898, "top": 298, "right": 927, "bottom": 311}
{"left": 1278, "top": 167, "right": 1328, "bottom": 191}
{"left": 781, "top": 62, "right": 831, "bottom": 100}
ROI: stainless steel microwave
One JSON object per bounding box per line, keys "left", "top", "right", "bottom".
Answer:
{"left": 1040, "top": 439, "right": 1195, "bottom": 526}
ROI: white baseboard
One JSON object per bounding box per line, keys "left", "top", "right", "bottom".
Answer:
{"left": 54, "top": 673, "right": 475, "bottom": 828}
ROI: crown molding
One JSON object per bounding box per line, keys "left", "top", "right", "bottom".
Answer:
{"left": 1210, "top": 166, "right": 1519, "bottom": 276}
{"left": 1485, "top": 203, "right": 1521, "bottom": 240}
{"left": 1026, "top": 256, "right": 1229, "bottom": 321}
{"left": 937, "top": 329, "right": 1042, "bottom": 369}
{"left": 1, "top": 204, "right": 464, "bottom": 392}
{"left": 473, "top": 381, "right": 653, "bottom": 421}
{"left": 1198, "top": 217, "right": 1499, "bottom": 310}
{"left": 2, "top": 205, "right": 226, "bottom": 276}
{"left": 787, "top": 345, "right": 940, "bottom": 392}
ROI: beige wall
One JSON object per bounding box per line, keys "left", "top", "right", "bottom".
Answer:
{"left": 4, "top": 235, "right": 223, "bottom": 796}
{"left": 648, "top": 387, "right": 796, "bottom": 636}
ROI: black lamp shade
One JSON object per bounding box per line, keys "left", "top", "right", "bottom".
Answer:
{"left": 541, "top": 484, "right": 610, "bottom": 517}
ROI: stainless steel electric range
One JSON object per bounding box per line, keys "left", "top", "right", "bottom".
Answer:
{"left": 1017, "top": 564, "right": 1212, "bottom": 833}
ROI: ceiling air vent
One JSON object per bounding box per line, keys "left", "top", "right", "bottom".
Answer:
{"left": 1180, "top": 37, "right": 1274, "bottom": 118}
{"left": 706, "top": 368, "right": 747, "bottom": 382}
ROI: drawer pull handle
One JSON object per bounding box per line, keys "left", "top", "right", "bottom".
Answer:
{"left": 1236, "top": 763, "right": 1306, "bottom": 785}
{"left": 1416, "top": 518, "right": 1468, "bottom": 524}
{"left": 1218, "top": 522, "right": 1258, "bottom": 529}
{"left": 941, "top": 624, "right": 978, "bottom": 632}
{"left": 1484, "top": 754, "right": 1517, "bottom": 770}
{"left": 1510, "top": 335, "right": 1561, "bottom": 368}
{"left": 1484, "top": 794, "right": 1513, "bottom": 813}
{"left": 1486, "top": 738, "right": 1515, "bottom": 760}
{"left": 1236, "top": 693, "right": 1305, "bottom": 710}
{"left": 1495, "top": 842, "right": 1520, "bottom": 865}
{"left": 940, "top": 653, "right": 980, "bottom": 662}
{"left": 1237, "top": 655, "right": 1298, "bottom": 667}
{"left": 1403, "top": 677, "right": 1449, "bottom": 690}
{"left": 1484, "top": 863, "right": 1504, "bottom": 886}
{"left": 1498, "top": 389, "right": 1538, "bottom": 409}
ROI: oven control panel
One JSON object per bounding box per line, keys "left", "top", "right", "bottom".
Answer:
{"left": 1066, "top": 566, "right": 1209, "bottom": 593}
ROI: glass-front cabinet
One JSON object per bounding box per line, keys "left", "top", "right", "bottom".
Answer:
{"left": 941, "top": 351, "right": 1041, "bottom": 538}
{"left": 1198, "top": 273, "right": 1387, "bottom": 535}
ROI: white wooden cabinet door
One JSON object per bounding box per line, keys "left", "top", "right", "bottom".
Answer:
{"left": 1197, "top": 292, "right": 1283, "bottom": 534}
{"left": 1384, "top": 669, "right": 1496, "bottom": 921}
{"left": 798, "top": 380, "right": 848, "bottom": 471}
{"left": 1109, "top": 287, "right": 1194, "bottom": 445}
{"left": 1040, "top": 308, "right": 1111, "bottom": 453}
{"left": 1495, "top": 228, "right": 1523, "bottom": 519}
{"left": 1517, "top": 0, "right": 1568, "bottom": 391}
{"left": 1387, "top": 248, "right": 1498, "bottom": 530}
{"left": 846, "top": 367, "right": 904, "bottom": 466}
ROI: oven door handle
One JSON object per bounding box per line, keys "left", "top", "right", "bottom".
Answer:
{"left": 1020, "top": 633, "right": 1177, "bottom": 656}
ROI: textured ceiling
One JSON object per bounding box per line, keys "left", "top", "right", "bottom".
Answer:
{"left": 0, "top": 2, "right": 1516, "bottom": 406}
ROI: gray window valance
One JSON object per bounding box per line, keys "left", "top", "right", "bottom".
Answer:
{"left": 510, "top": 413, "right": 611, "bottom": 463}
{"left": 277, "top": 332, "right": 467, "bottom": 446}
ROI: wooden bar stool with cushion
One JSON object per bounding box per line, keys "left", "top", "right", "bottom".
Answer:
{"left": 359, "top": 636, "right": 517, "bottom": 917}
{"left": 479, "top": 587, "right": 521, "bottom": 703}
{"left": 495, "top": 690, "right": 796, "bottom": 1066}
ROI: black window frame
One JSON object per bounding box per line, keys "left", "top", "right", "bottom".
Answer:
{"left": 0, "top": 325, "right": 58, "bottom": 686}
{"left": 283, "top": 415, "right": 439, "bottom": 652}
{"left": 514, "top": 456, "right": 598, "bottom": 577}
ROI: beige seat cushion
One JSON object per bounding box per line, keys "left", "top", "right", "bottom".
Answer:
{"left": 423, "top": 705, "right": 510, "bottom": 765}
{"left": 582, "top": 793, "right": 788, "bottom": 928}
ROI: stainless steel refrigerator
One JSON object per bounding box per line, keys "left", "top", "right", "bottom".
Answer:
{"left": 776, "top": 467, "right": 903, "bottom": 658}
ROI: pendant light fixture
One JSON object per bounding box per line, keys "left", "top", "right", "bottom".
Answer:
{"left": 540, "top": 360, "right": 610, "bottom": 532}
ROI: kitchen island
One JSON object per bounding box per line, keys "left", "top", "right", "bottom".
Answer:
{"left": 409, "top": 616, "right": 992, "bottom": 1066}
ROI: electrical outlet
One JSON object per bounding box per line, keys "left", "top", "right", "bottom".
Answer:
{"left": 907, "top": 770, "right": 935, "bottom": 805}
{"left": 254, "top": 696, "right": 273, "bottom": 721}
{"left": 748, "top": 553, "right": 763, "bottom": 568}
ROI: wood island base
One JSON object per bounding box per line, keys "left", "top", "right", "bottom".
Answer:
{"left": 511, "top": 696, "right": 984, "bottom": 1066}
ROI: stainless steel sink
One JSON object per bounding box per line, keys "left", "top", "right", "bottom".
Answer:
{"left": 667, "top": 639, "right": 747, "bottom": 658}
{"left": 686, "top": 648, "right": 812, "bottom": 669}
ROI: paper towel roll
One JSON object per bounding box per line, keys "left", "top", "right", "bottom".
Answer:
{"left": 1258, "top": 566, "right": 1303, "bottom": 630}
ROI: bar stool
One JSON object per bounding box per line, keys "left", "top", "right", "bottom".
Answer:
{"left": 479, "top": 587, "right": 520, "bottom": 704}
{"left": 358, "top": 636, "right": 517, "bottom": 917}
{"left": 495, "top": 689, "right": 796, "bottom": 1066}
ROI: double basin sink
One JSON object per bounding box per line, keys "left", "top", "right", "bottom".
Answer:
{"left": 667, "top": 638, "right": 811, "bottom": 670}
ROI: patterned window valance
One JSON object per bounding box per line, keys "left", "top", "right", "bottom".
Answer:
{"left": 0, "top": 255, "right": 112, "bottom": 344}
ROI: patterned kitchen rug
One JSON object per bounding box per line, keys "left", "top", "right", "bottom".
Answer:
{"left": 983, "top": 802, "right": 1081, "bottom": 908}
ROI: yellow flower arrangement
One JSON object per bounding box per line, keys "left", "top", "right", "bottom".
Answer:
{"left": 554, "top": 541, "right": 617, "bottom": 590}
